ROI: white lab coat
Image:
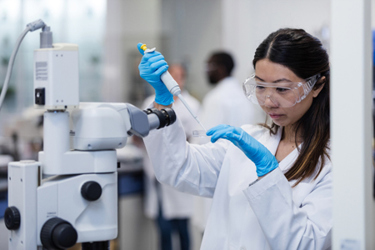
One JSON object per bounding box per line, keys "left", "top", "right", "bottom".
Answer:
{"left": 144, "top": 116, "right": 332, "bottom": 250}
{"left": 194, "top": 76, "right": 266, "bottom": 231}
{"left": 142, "top": 91, "right": 201, "bottom": 219}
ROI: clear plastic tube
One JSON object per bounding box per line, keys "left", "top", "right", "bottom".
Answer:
{"left": 192, "top": 129, "right": 207, "bottom": 137}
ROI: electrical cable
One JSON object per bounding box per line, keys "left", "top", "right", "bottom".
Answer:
{"left": 0, "top": 27, "right": 30, "bottom": 111}
{"left": 0, "top": 19, "right": 46, "bottom": 112}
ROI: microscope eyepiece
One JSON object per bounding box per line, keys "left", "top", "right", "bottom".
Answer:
{"left": 144, "top": 107, "right": 176, "bottom": 130}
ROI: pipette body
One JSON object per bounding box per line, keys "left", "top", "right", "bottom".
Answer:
{"left": 140, "top": 43, "right": 207, "bottom": 132}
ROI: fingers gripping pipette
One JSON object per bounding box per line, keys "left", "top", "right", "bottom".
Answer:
{"left": 140, "top": 44, "right": 207, "bottom": 132}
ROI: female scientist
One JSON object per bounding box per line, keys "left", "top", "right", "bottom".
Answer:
{"left": 137, "top": 28, "right": 331, "bottom": 249}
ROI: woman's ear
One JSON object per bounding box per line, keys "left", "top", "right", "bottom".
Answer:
{"left": 312, "top": 76, "right": 326, "bottom": 98}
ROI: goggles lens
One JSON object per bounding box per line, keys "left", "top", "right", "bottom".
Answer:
{"left": 242, "top": 74, "right": 320, "bottom": 107}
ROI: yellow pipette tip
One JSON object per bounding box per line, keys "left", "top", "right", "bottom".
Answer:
{"left": 140, "top": 44, "right": 147, "bottom": 51}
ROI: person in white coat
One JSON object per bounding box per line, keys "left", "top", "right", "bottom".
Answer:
{"left": 193, "top": 51, "right": 266, "bottom": 233}
{"left": 201, "top": 51, "right": 265, "bottom": 128}
{"left": 141, "top": 64, "right": 201, "bottom": 250}
{"left": 136, "top": 28, "right": 331, "bottom": 250}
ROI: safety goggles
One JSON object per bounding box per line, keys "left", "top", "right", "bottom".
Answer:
{"left": 242, "top": 73, "right": 321, "bottom": 107}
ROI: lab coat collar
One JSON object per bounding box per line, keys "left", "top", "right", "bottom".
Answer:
{"left": 218, "top": 76, "right": 237, "bottom": 86}
{"left": 259, "top": 126, "right": 300, "bottom": 173}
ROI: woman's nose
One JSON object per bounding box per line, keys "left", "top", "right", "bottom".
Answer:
{"left": 263, "top": 95, "right": 279, "bottom": 108}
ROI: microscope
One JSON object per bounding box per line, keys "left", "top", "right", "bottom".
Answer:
{"left": 2, "top": 20, "right": 176, "bottom": 249}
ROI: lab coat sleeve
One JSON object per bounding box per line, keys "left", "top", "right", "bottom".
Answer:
{"left": 243, "top": 167, "right": 332, "bottom": 250}
{"left": 143, "top": 115, "right": 230, "bottom": 198}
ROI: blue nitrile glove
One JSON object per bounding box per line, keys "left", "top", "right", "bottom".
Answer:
{"left": 137, "top": 43, "right": 174, "bottom": 106}
{"left": 207, "top": 124, "right": 278, "bottom": 177}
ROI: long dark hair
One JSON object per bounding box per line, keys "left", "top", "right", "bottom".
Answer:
{"left": 253, "top": 28, "right": 330, "bottom": 186}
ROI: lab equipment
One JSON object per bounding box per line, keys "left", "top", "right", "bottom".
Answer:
{"left": 3, "top": 20, "right": 176, "bottom": 250}
{"left": 207, "top": 124, "right": 278, "bottom": 177}
{"left": 137, "top": 43, "right": 207, "bottom": 132}
{"left": 242, "top": 73, "right": 321, "bottom": 107}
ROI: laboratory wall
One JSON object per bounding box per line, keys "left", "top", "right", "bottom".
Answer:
{"left": 102, "top": 0, "right": 163, "bottom": 105}
{"left": 154, "top": 0, "right": 331, "bottom": 101}
{"left": 103, "top": 0, "right": 332, "bottom": 104}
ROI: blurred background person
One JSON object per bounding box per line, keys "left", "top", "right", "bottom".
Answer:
{"left": 141, "top": 63, "right": 201, "bottom": 250}
{"left": 200, "top": 51, "right": 265, "bottom": 128}
{"left": 192, "top": 51, "right": 266, "bottom": 236}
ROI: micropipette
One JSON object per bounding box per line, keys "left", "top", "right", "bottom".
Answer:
{"left": 140, "top": 44, "right": 207, "bottom": 132}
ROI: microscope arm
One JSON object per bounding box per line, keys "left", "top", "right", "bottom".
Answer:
{"left": 70, "top": 102, "right": 176, "bottom": 151}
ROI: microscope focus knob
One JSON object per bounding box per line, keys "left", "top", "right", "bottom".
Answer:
{"left": 81, "top": 181, "right": 102, "bottom": 201}
{"left": 4, "top": 206, "right": 21, "bottom": 230}
{"left": 40, "top": 217, "right": 78, "bottom": 250}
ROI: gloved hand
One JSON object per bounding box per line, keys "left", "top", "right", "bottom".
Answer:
{"left": 137, "top": 43, "right": 174, "bottom": 106}
{"left": 207, "top": 124, "right": 278, "bottom": 177}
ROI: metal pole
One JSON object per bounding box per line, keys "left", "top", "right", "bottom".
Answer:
{"left": 331, "top": 0, "right": 374, "bottom": 249}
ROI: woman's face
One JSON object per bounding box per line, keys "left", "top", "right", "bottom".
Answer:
{"left": 254, "top": 59, "right": 320, "bottom": 128}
